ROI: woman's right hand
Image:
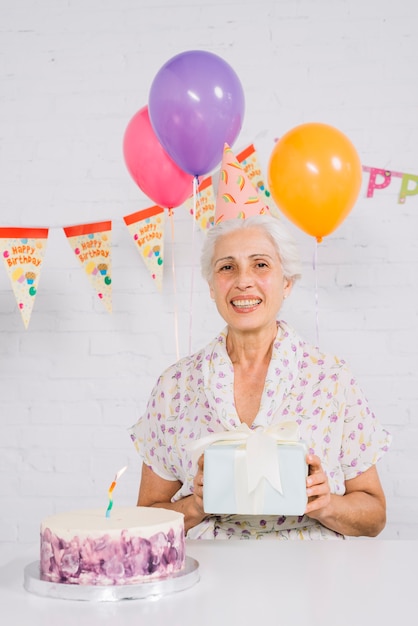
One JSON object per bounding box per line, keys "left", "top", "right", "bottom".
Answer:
{"left": 138, "top": 459, "right": 207, "bottom": 533}
{"left": 191, "top": 454, "right": 206, "bottom": 517}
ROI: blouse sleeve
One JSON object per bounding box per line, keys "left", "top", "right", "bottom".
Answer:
{"left": 128, "top": 368, "right": 182, "bottom": 482}
{"left": 339, "top": 365, "right": 392, "bottom": 481}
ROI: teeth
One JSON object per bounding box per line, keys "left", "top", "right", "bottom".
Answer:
{"left": 232, "top": 299, "right": 261, "bottom": 307}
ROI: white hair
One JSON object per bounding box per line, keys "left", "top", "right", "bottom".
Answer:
{"left": 200, "top": 214, "right": 302, "bottom": 283}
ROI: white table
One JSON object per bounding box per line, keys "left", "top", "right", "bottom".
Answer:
{"left": 0, "top": 539, "right": 415, "bottom": 626}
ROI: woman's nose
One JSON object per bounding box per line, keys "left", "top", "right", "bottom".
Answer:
{"left": 235, "top": 267, "right": 254, "bottom": 289}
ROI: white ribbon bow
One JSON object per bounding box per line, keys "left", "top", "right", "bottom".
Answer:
{"left": 189, "top": 421, "right": 300, "bottom": 501}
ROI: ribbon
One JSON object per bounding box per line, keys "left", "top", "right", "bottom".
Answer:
{"left": 189, "top": 421, "right": 301, "bottom": 510}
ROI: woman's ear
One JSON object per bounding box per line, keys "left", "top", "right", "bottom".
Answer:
{"left": 283, "top": 278, "right": 293, "bottom": 299}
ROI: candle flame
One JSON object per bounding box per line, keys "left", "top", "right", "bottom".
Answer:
{"left": 115, "top": 465, "right": 128, "bottom": 482}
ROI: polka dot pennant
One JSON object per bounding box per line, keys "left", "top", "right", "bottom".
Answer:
{"left": 123, "top": 206, "right": 165, "bottom": 292}
{"left": 0, "top": 227, "right": 49, "bottom": 329}
{"left": 63, "top": 221, "right": 112, "bottom": 313}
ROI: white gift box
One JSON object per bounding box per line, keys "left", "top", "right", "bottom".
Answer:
{"left": 202, "top": 423, "right": 308, "bottom": 516}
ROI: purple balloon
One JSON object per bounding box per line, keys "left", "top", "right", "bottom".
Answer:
{"left": 148, "top": 50, "right": 245, "bottom": 176}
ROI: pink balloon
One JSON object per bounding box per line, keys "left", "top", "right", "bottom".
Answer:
{"left": 123, "top": 106, "right": 194, "bottom": 208}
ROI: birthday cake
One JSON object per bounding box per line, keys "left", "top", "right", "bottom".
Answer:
{"left": 40, "top": 506, "right": 185, "bottom": 586}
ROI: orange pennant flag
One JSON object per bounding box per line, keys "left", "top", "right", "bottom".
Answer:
{"left": 123, "top": 206, "right": 165, "bottom": 292}
{"left": 63, "top": 221, "right": 112, "bottom": 312}
{"left": 0, "top": 227, "right": 49, "bottom": 329}
{"left": 237, "top": 144, "right": 280, "bottom": 218}
{"left": 184, "top": 176, "right": 216, "bottom": 231}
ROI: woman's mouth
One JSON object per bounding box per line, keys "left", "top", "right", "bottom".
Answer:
{"left": 231, "top": 298, "right": 262, "bottom": 309}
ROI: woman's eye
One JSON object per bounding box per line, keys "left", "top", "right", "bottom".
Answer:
{"left": 220, "top": 264, "right": 233, "bottom": 271}
{"left": 256, "top": 261, "right": 268, "bottom": 268}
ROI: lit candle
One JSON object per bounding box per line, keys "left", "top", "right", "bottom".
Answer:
{"left": 105, "top": 465, "right": 127, "bottom": 518}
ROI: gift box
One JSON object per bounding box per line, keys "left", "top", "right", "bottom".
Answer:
{"left": 202, "top": 423, "right": 308, "bottom": 516}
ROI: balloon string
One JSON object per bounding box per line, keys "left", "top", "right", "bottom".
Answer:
{"left": 168, "top": 208, "right": 180, "bottom": 361}
{"left": 188, "top": 176, "right": 199, "bottom": 355}
{"left": 313, "top": 239, "right": 320, "bottom": 347}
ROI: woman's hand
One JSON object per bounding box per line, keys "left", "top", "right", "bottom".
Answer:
{"left": 192, "top": 454, "right": 205, "bottom": 515}
{"left": 304, "top": 454, "right": 331, "bottom": 517}
{"left": 138, "top": 459, "right": 207, "bottom": 533}
{"left": 303, "top": 454, "right": 387, "bottom": 537}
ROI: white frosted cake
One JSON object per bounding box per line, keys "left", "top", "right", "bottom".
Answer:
{"left": 40, "top": 506, "right": 185, "bottom": 586}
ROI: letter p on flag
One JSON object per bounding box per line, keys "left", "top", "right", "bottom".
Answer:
{"left": 398, "top": 173, "right": 418, "bottom": 204}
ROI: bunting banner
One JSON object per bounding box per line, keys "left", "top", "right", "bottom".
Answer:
{"left": 123, "top": 205, "right": 165, "bottom": 292}
{"left": 0, "top": 227, "right": 49, "bottom": 328}
{"left": 236, "top": 144, "right": 280, "bottom": 219}
{"left": 2, "top": 142, "right": 418, "bottom": 329}
{"left": 185, "top": 176, "right": 216, "bottom": 231}
{"left": 236, "top": 143, "right": 278, "bottom": 214}
{"left": 363, "top": 165, "right": 418, "bottom": 204}
{"left": 63, "top": 221, "right": 112, "bottom": 313}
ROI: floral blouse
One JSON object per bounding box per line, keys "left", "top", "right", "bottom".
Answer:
{"left": 130, "top": 321, "right": 392, "bottom": 540}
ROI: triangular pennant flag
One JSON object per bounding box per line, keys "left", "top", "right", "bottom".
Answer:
{"left": 63, "top": 221, "right": 112, "bottom": 312}
{"left": 236, "top": 144, "right": 281, "bottom": 218}
{"left": 123, "top": 206, "right": 164, "bottom": 291}
{"left": 0, "top": 227, "right": 49, "bottom": 329}
{"left": 184, "top": 176, "right": 216, "bottom": 231}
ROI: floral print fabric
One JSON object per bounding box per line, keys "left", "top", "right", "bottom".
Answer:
{"left": 130, "top": 321, "right": 392, "bottom": 540}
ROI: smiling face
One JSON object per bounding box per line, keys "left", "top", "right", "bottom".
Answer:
{"left": 208, "top": 226, "right": 292, "bottom": 334}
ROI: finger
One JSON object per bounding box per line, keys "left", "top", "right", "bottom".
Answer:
{"left": 307, "top": 480, "right": 328, "bottom": 498}
{"left": 305, "top": 494, "right": 330, "bottom": 514}
{"left": 307, "top": 470, "right": 327, "bottom": 488}
{"left": 307, "top": 454, "right": 322, "bottom": 474}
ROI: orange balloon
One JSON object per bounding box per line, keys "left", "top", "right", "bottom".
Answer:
{"left": 267, "top": 123, "right": 362, "bottom": 242}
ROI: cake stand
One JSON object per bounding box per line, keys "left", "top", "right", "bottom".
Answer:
{"left": 24, "top": 556, "right": 199, "bottom": 602}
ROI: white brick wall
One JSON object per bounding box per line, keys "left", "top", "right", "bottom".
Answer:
{"left": 0, "top": 0, "right": 417, "bottom": 550}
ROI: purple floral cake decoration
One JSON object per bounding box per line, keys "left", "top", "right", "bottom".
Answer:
{"left": 40, "top": 526, "right": 185, "bottom": 586}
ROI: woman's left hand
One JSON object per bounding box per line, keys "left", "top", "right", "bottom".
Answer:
{"left": 304, "top": 454, "right": 331, "bottom": 517}
{"left": 302, "top": 454, "right": 387, "bottom": 536}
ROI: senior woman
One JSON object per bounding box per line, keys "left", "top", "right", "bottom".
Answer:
{"left": 131, "top": 212, "right": 391, "bottom": 540}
